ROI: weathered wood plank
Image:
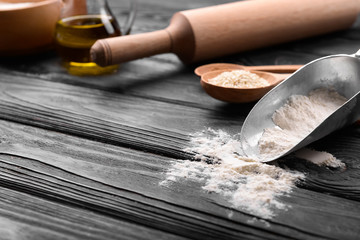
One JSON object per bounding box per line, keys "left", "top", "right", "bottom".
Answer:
{"left": 0, "top": 72, "right": 248, "bottom": 152}
{"left": 0, "top": 120, "right": 359, "bottom": 239}
{"left": 0, "top": 120, "right": 292, "bottom": 240}
{"left": 280, "top": 126, "right": 360, "bottom": 201}
{"left": 0, "top": 187, "right": 188, "bottom": 240}
{"left": 0, "top": 61, "right": 359, "bottom": 202}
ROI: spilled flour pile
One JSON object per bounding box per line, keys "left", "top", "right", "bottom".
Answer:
{"left": 294, "top": 148, "right": 345, "bottom": 168}
{"left": 161, "top": 88, "right": 347, "bottom": 219}
{"left": 161, "top": 129, "right": 305, "bottom": 219}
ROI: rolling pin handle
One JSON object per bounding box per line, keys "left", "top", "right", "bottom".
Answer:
{"left": 90, "top": 30, "right": 172, "bottom": 66}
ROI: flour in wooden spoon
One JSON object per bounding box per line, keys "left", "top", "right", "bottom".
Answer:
{"left": 208, "top": 70, "right": 270, "bottom": 88}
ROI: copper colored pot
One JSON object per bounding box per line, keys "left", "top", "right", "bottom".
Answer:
{"left": 0, "top": 0, "right": 86, "bottom": 56}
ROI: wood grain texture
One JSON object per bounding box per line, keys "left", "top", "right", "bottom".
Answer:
{"left": 0, "top": 64, "right": 359, "bottom": 239}
{"left": 0, "top": 187, "right": 187, "bottom": 240}
{"left": 0, "top": 120, "right": 359, "bottom": 240}
{"left": 0, "top": 0, "right": 360, "bottom": 239}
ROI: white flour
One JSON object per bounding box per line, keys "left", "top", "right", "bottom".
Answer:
{"left": 208, "top": 70, "right": 270, "bottom": 88}
{"left": 295, "top": 148, "right": 345, "bottom": 168}
{"left": 259, "top": 88, "right": 347, "bottom": 161}
{"left": 161, "top": 88, "right": 347, "bottom": 219}
{"left": 161, "top": 129, "right": 305, "bottom": 219}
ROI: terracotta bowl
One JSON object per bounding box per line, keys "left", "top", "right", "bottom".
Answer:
{"left": 0, "top": 0, "right": 86, "bottom": 56}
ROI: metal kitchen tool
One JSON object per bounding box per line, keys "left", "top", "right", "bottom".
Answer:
{"left": 240, "top": 50, "right": 360, "bottom": 162}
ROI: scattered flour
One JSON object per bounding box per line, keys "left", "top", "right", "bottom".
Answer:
{"left": 161, "top": 129, "right": 305, "bottom": 219}
{"left": 294, "top": 148, "right": 345, "bottom": 168}
{"left": 259, "top": 88, "right": 347, "bottom": 161}
{"left": 208, "top": 70, "right": 270, "bottom": 88}
{"left": 161, "top": 88, "right": 347, "bottom": 219}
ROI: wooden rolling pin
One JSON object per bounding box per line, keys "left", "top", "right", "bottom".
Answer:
{"left": 91, "top": 0, "right": 360, "bottom": 66}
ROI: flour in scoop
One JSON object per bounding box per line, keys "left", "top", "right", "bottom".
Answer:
{"left": 259, "top": 88, "right": 347, "bottom": 161}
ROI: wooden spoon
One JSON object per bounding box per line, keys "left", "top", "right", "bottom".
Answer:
{"left": 200, "top": 70, "right": 292, "bottom": 103}
{"left": 194, "top": 63, "right": 302, "bottom": 76}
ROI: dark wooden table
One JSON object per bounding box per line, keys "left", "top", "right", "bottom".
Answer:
{"left": 1, "top": 0, "right": 360, "bottom": 239}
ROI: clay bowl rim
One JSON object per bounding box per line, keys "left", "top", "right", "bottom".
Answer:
{"left": 0, "top": 0, "right": 59, "bottom": 12}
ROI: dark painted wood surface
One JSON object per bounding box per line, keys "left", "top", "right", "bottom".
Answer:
{"left": 1, "top": 0, "right": 360, "bottom": 239}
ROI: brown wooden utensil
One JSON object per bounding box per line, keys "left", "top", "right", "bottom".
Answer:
{"left": 0, "top": 0, "right": 87, "bottom": 56}
{"left": 200, "top": 70, "right": 292, "bottom": 103}
{"left": 194, "top": 63, "right": 302, "bottom": 76}
{"left": 90, "top": 0, "right": 359, "bottom": 66}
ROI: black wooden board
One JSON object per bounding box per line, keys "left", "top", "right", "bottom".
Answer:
{"left": 0, "top": 0, "right": 360, "bottom": 239}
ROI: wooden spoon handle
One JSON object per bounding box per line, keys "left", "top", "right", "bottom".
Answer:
{"left": 245, "top": 65, "right": 302, "bottom": 73}
{"left": 194, "top": 63, "right": 303, "bottom": 76}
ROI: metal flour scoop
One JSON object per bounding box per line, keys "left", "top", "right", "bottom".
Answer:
{"left": 240, "top": 50, "right": 360, "bottom": 162}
